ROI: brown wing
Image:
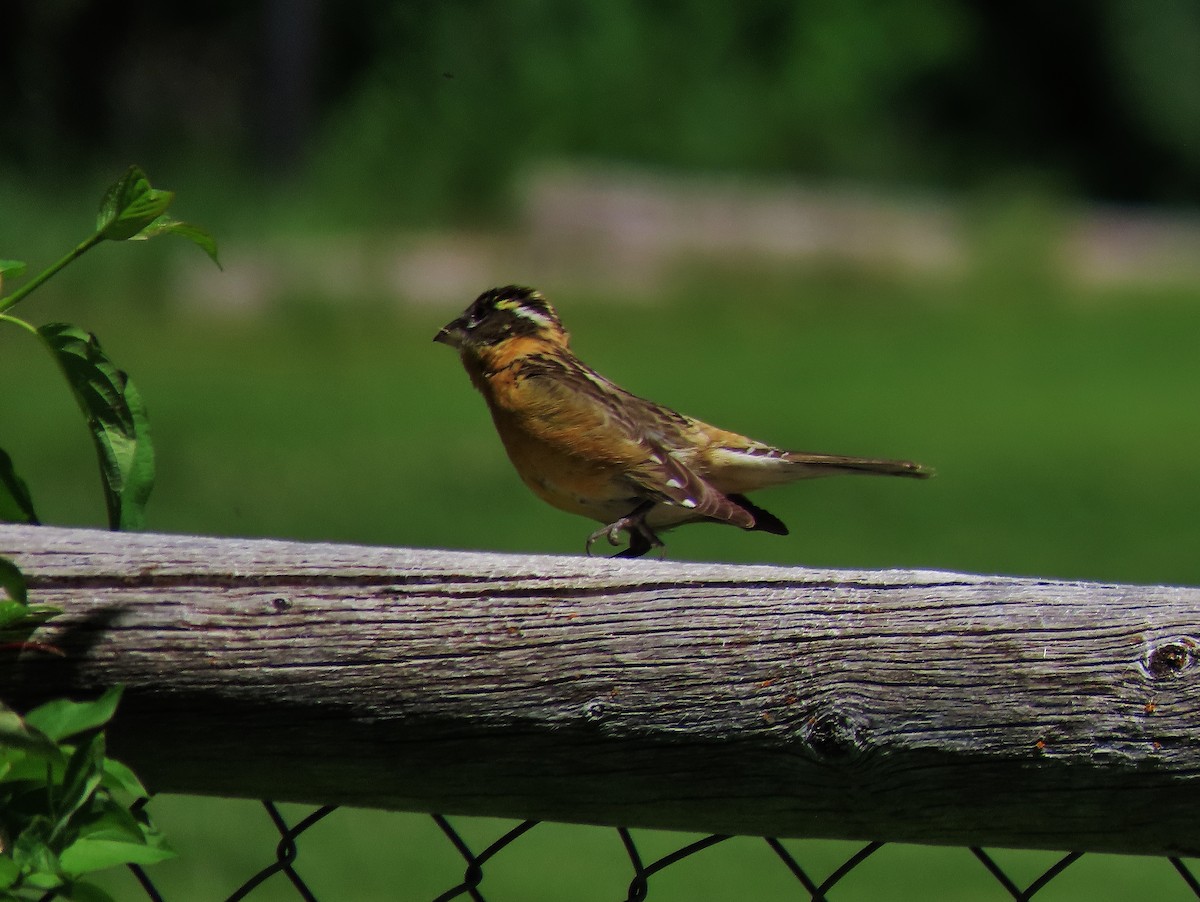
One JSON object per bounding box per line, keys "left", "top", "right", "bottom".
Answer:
{"left": 627, "top": 435, "right": 754, "bottom": 528}
{"left": 513, "top": 355, "right": 755, "bottom": 528}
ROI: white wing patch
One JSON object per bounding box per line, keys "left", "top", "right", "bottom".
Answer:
{"left": 708, "top": 446, "right": 790, "bottom": 469}
{"left": 704, "top": 445, "right": 799, "bottom": 492}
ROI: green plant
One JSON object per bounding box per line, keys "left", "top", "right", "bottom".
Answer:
{"left": 0, "top": 164, "right": 218, "bottom": 530}
{"left": 0, "top": 166, "right": 218, "bottom": 899}
{"left": 0, "top": 568, "right": 167, "bottom": 901}
{"left": 0, "top": 685, "right": 170, "bottom": 900}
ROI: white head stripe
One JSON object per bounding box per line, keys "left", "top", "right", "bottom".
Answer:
{"left": 511, "top": 305, "right": 554, "bottom": 328}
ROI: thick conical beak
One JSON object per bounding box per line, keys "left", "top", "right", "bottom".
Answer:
{"left": 433, "top": 318, "right": 466, "bottom": 348}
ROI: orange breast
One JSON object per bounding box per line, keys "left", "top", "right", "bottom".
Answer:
{"left": 471, "top": 353, "right": 643, "bottom": 523}
{"left": 492, "top": 411, "right": 633, "bottom": 522}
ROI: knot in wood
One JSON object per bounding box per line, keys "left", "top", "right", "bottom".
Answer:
{"left": 1143, "top": 638, "right": 1197, "bottom": 680}
{"left": 583, "top": 699, "right": 607, "bottom": 721}
{"left": 802, "top": 708, "right": 867, "bottom": 762}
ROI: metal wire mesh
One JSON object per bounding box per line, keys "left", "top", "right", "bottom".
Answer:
{"left": 57, "top": 798, "right": 1200, "bottom": 902}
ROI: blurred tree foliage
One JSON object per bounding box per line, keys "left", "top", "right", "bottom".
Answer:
{"left": 4, "top": 0, "right": 1200, "bottom": 223}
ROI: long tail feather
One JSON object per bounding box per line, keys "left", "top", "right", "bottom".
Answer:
{"left": 784, "top": 452, "right": 933, "bottom": 479}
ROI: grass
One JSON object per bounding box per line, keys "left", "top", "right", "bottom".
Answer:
{"left": 3, "top": 261, "right": 1199, "bottom": 899}
{"left": 5, "top": 265, "right": 1198, "bottom": 582}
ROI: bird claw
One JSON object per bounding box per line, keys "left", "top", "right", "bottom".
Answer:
{"left": 585, "top": 506, "right": 662, "bottom": 559}
{"left": 585, "top": 523, "right": 624, "bottom": 556}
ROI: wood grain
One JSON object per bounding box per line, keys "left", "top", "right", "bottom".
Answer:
{"left": 1, "top": 524, "right": 1197, "bottom": 855}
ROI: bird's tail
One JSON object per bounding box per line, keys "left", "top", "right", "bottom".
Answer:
{"left": 783, "top": 451, "right": 933, "bottom": 479}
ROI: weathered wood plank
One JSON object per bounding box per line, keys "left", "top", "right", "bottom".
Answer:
{"left": 1, "top": 524, "right": 1197, "bottom": 855}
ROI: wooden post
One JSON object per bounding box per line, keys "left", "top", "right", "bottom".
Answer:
{"left": 1, "top": 524, "right": 1198, "bottom": 856}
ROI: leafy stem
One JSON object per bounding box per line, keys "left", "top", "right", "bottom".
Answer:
{"left": 0, "top": 234, "right": 104, "bottom": 317}
{"left": 0, "top": 313, "right": 39, "bottom": 338}
{"left": 0, "top": 165, "right": 218, "bottom": 533}
{"left": 0, "top": 164, "right": 218, "bottom": 317}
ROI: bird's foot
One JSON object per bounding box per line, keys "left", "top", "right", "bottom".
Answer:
{"left": 586, "top": 521, "right": 626, "bottom": 552}
{"left": 586, "top": 504, "right": 662, "bottom": 559}
{"left": 612, "top": 528, "right": 662, "bottom": 558}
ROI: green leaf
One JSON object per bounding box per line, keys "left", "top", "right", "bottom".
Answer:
{"left": 0, "top": 600, "right": 25, "bottom": 625}
{"left": 12, "top": 815, "right": 60, "bottom": 881}
{"left": 25, "top": 687, "right": 123, "bottom": 743}
{"left": 0, "top": 855, "right": 19, "bottom": 889}
{"left": 74, "top": 803, "right": 146, "bottom": 843}
{"left": 56, "top": 735, "right": 106, "bottom": 834}
{"left": 0, "top": 449, "right": 39, "bottom": 525}
{"left": 37, "top": 324, "right": 154, "bottom": 531}
{"left": 63, "top": 803, "right": 174, "bottom": 876}
{"left": 0, "top": 749, "right": 67, "bottom": 782}
{"left": 0, "top": 702, "right": 58, "bottom": 758}
{"left": 0, "top": 259, "right": 26, "bottom": 282}
{"left": 0, "top": 604, "right": 59, "bottom": 636}
{"left": 132, "top": 216, "right": 221, "bottom": 268}
{"left": 0, "top": 703, "right": 29, "bottom": 743}
{"left": 62, "top": 880, "right": 118, "bottom": 902}
{"left": 0, "top": 557, "right": 26, "bottom": 605}
{"left": 95, "top": 166, "right": 174, "bottom": 242}
{"left": 60, "top": 837, "right": 174, "bottom": 875}
{"left": 118, "top": 378, "right": 155, "bottom": 531}
{"left": 99, "top": 757, "right": 147, "bottom": 798}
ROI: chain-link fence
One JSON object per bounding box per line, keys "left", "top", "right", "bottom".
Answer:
{"left": 78, "top": 797, "right": 1200, "bottom": 902}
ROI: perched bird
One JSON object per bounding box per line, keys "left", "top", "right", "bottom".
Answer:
{"left": 435, "top": 286, "right": 931, "bottom": 558}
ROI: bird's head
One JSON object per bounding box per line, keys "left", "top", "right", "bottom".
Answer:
{"left": 434, "top": 285, "right": 568, "bottom": 352}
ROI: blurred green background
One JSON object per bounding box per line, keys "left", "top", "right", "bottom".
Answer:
{"left": 3, "top": 1, "right": 1200, "bottom": 899}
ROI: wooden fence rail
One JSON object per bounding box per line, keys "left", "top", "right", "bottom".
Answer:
{"left": 1, "top": 524, "right": 1197, "bottom": 857}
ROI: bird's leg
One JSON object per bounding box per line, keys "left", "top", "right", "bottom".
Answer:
{"left": 586, "top": 501, "right": 663, "bottom": 558}
{"left": 614, "top": 523, "right": 662, "bottom": 558}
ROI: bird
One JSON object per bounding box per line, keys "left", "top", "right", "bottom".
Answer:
{"left": 435, "top": 285, "right": 931, "bottom": 558}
